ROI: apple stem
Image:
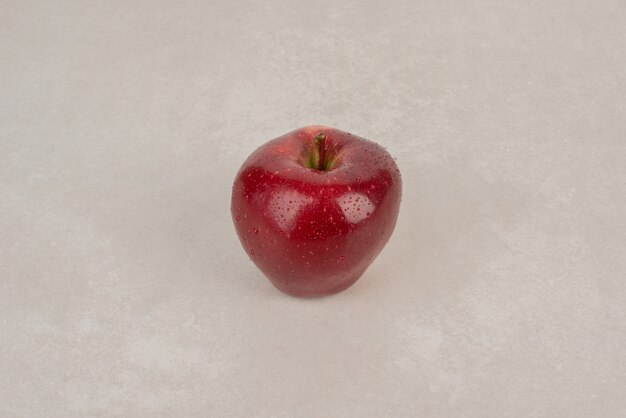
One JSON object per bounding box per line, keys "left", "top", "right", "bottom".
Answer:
{"left": 314, "top": 133, "right": 327, "bottom": 171}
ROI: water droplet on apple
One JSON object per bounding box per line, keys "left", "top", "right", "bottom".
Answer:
{"left": 250, "top": 249, "right": 255, "bottom": 255}
{"left": 235, "top": 215, "right": 241, "bottom": 222}
{"left": 339, "top": 256, "right": 345, "bottom": 262}
{"left": 253, "top": 228, "right": 259, "bottom": 234}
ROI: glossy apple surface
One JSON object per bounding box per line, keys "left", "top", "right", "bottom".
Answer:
{"left": 231, "top": 126, "right": 402, "bottom": 297}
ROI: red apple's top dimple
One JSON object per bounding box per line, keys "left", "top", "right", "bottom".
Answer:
{"left": 231, "top": 126, "right": 402, "bottom": 297}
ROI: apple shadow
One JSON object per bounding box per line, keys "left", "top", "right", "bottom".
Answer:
{"left": 104, "top": 154, "right": 531, "bottom": 306}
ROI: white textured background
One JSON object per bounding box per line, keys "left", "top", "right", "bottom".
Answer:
{"left": 2, "top": 0, "right": 626, "bottom": 416}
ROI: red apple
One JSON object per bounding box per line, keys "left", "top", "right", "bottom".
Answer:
{"left": 231, "top": 126, "right": 402, "bottom": 297}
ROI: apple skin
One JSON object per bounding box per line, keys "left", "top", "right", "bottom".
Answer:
{"left": 231, "top": 126, "right": 402, "bottom": 297}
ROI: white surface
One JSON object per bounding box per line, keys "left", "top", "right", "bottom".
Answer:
{"left": 2, "top": 0, "right": 626, "bottom": 416}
